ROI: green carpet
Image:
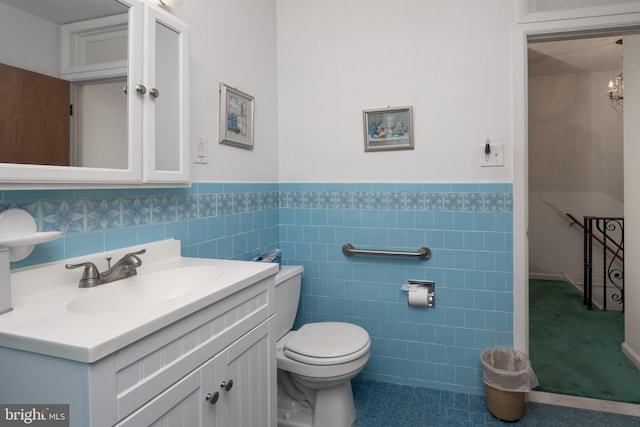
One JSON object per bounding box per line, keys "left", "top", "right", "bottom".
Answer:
{"left": 529, "top": 279, "right": 640, "bottom": 403}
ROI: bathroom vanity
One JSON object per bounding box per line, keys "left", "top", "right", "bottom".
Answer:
{"left": 0, "top": 240, "right": 278, "bottom": 427}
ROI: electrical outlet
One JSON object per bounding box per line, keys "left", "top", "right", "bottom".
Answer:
{"left": 193, "top": 135, "right": 208, "bottom": 164}
{"left": 480, "top": 143, "right": 504, "bottom": 167}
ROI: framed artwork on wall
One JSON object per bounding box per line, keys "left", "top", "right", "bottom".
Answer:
{"left": 219, "top": 83, "right": 254, "bottom": 149}
{"left": 363, "top": 106, "right": 414, "bottom": 152}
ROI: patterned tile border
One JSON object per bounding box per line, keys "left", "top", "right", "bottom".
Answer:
{"left": 0, "top": 185, "right": 512, "bottom": 235}
{"left": 279, "top": 190, "right": 512, "bottom": 211}
{"left": 0, "top": 192, "right": 280, "bottom": 235}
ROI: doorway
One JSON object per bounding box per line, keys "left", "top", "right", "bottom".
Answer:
{"left": 513, "top": 12, "right": 640, "bottom": 410}
{"left": 527, "top": 34, "right": 624, "bottom": 292}
{"left": 526, "top": 34, "right": 629, "bottom": 402}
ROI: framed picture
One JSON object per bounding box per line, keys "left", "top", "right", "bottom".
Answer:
{"left": 219, "top": 83, "right": 254, "bottom": 149}
{"left": 363, "top": 106, "right": 414, "bottom": 152}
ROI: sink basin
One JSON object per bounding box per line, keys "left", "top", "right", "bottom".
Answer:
{"left": 66, "top": 266, "right": 224, "bottom": 314}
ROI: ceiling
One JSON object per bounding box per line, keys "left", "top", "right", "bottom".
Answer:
{"left": 528, "top": 36, "right": 623, "bottom": 76}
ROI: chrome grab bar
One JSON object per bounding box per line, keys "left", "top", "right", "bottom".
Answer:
{"left": 342, "top": 243, "right": 431, "bottom": 260}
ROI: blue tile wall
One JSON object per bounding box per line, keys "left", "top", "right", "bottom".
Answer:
{"left": 1, "top": 181, "right": 512, "bottom": 396}
{"left": 0, "top": 183, "right": 280, "bottom": 268}
{"left": 279, "top": 183, "right": 513, "bottom": 395}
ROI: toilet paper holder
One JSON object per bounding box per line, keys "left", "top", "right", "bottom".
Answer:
{"left": 401, "top": 280, "right": 435, "bottom": 308}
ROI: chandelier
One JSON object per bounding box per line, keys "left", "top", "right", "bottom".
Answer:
{"left": 608, "top": 73, "right": 623, "bottom": 112}
{"left": 607, "top": 39, "right": 623, "bottom": 113}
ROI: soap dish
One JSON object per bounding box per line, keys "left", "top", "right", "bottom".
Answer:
{"left": 0, "top": 209, "right": 62, "bottom": 262}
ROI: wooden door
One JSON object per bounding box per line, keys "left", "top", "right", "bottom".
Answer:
{"left": 0, "top": 63, "right": 70, "bottom": 166}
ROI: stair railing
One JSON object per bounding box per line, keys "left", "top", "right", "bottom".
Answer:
{"left": 577, "top": 215, "right": 624, "bottom": 311}
{"left": 566, "top": 213, "right": 623, "bottom": 263}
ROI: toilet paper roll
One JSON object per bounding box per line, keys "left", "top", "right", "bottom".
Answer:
{"left": 408, "top": 287, "right": 431, "bottom": 307}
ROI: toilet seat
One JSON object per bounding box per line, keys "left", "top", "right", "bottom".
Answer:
{"left": 284, "top": 322, "right": 370, "bottom": 366}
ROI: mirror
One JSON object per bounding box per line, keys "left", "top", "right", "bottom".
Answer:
{"left": 0, "top": 0, "right": 130, "bottom": 169}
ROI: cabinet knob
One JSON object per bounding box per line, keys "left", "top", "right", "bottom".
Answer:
{"left": 135, "top": 84, "right": 147, "bottom": 95}
{"left": 149, "top": 88, "right": 160, "bottom": 98}
{"left": 220, "top": 379, "right": 233, "bottom": 391}
{"left": 205, "top": 391, "right": 219, "bottom": 404}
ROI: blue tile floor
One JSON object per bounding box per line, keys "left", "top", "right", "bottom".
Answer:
{"left": 352, "top": 379, "right": 640, "bottom": 426}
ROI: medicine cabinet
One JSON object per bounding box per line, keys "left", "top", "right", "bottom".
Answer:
{"left": 0, "top": 0, "right": 190, "bottom": 186}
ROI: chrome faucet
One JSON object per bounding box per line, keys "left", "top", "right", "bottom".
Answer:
{"left": 66, "top": 249, "right": 146, "bottom": 288}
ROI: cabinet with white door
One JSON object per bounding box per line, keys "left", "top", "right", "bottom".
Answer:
{"left": 0, "top": 0, "right": 189, "bottom": 186}
{"left": 62, "top": 0, "right": 191, "bottom": 183}
{"left": 140, "top": 4, "right": 189, "bottom": 183}
{"left": 117, "top": 319, "right": 274, "bottom": 427}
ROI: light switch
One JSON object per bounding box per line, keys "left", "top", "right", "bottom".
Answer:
{"left": 193, "top": 135, "right": 208, "bottom": 164}
{"left": 480, "top": 142, "right": 504, "bottom": 167}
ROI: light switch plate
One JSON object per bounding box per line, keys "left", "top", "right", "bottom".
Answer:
{"left": 480, "top": 143, "right": 504, "bottom": 167}
{"left": 193, "top": 135, "right": 208, "bottom": 164}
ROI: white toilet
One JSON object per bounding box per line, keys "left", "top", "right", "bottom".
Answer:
{"left": 275, "top": 265, "right": 370, "bottom": 427}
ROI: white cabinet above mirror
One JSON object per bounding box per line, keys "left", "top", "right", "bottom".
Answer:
{"left": 0, "top": 0, "right": 189, "bottom": 187}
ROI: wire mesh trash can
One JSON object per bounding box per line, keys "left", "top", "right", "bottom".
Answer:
{"left": 481, "top": 348, "right": 538, "bottom": 421}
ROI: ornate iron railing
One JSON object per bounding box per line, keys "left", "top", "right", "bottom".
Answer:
{"left": 583, "top": 216, "right": 624, "bottom": 311}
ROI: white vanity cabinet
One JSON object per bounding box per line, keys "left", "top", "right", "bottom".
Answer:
{"left": 112, "top": 275, "right": 276, "bottom": 427}
{"left": 118, "top": 319, "right": 273, "bottom": 426}
{"left": 0, "top": 273, "right": 276, "bottom": 427}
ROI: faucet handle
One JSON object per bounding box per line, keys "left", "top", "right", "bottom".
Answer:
{"left": 65, "top": 262, "right": 100, "bottom": 288}
{"left": 126, "top": 248, "right": 146, "bottom": 258}
{"left": 123, "top": 249, "right": 146, "bottom": 267}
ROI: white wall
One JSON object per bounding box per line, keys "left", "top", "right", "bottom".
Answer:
{"left": 528, "top": 71, "right": 624, "bottom": 280}
{"left": 0, "top": 3, "right": 59, "bottom": 77}
{"left": 173, "top": 0, "right": 279, "bottom": 182}
{"left": 2, "top": 0, "right": 514, "bottom": 184}
{"left": 276, "top": 0, "right": 515, "bottom": 183}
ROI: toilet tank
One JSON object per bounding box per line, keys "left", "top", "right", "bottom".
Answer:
{"left": 275, "top": 265, "right": 304, "bottom": 340}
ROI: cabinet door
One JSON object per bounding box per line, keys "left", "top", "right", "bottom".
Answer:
{"left": 142, "top": 5, "right": 190, "bottom": 183}
{"left": 116, "top": 319, "right": 274, "bottom": 427}
{"left": 214, "top": 319, "right": 276, "bottom": 427}
{"left": 0, "top": 64, "right": 70, "bottom": 166}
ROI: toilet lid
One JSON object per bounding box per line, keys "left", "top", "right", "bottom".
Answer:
{"left": 284, "top": 322, "right": 370, "bottom": 366}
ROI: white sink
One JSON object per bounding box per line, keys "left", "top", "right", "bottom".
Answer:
{"left": 66, "top": 266, "right": 224, "bottom": 314}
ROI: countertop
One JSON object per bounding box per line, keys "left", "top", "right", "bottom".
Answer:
{"left": 0, "top": 240, "right": 278, "bottom": 363}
